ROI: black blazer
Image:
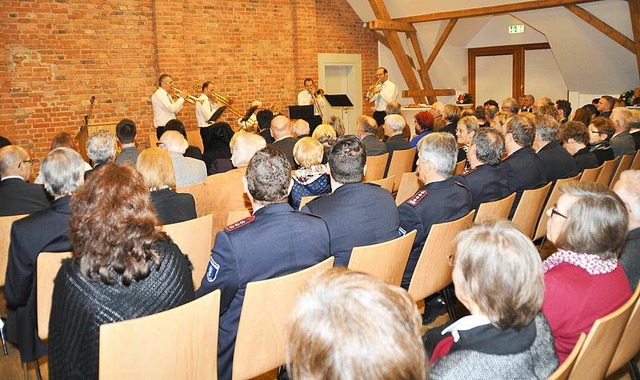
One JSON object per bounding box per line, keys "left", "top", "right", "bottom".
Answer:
{"left": 537, "top": 141, "right": 580, "bottom": 182}
{"left": 272, "top": 136, "right": 298, "bottom": 169}
{"left": 453, "top": 164, "right": 510, "bottom": 210}
{"left": 0, "top": 178, "right": 50, "bottom": 216}
{"left": 150, "top": 188, "right": 197, "bottom": 225}
{"left": 499, "top": 147, "right": 547, "bottom": 218}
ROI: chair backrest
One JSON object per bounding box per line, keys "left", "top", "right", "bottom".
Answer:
{"left": 386, "top": 148, "right": 416, "bottom": 192}
{"left": 227, "top": 210, "right": 252, "bottom": 225}
{"left": 579, "top": 164, "right": 602, "bottom": 183}
{"left": 367, "top": 175, "right": 394, "bottom": 193}
{"left": 548, "top": 333, "right": 586, "bottom": 380}
{"left": 299, "top": 195, "right": 320, "bottom": 210}
{"left": 175, "top": 182, "right": 212, "bottom": 218}
{"left": 205, "top": 168, "right": 252, "bottom": 240}
{"left": 533, "top": 174, "right": 581, "bottom": 241}
{"left": 0, "top": 213, "right": 27, "bottom": 287}
{"left": 347, "top": 230, "right": 417, "bottom": 287}
{"left": 37, "top": 251, "right": 74, "bottom": 340}
{"left": 631, "top": 150, "right": 640, "bottom": 170}
{"left": 606, "top": 283, "right": 640, "bottom": 376}
{"left": 186, "top": 129, "right": 204, "bottom": 153}
{"left": 395, "top": 171, "right": 422, "bottom": 206}
{"left": 99, "top": 290, "right": 220, "bottom": 380}
{"left": 149, "top": 132, "right": 158, "bottom": 148}
{"left": 363, "top": 152, "right": 389, "bottom": 182}
{"left": 474, "top": 193, "right": 516, "bottom": 223}
{"left": 609, "top": 153, "right": 635, "bottom": 188}
{"left": 568, "top": 286, "right": 640, "bottom": 380}
{"left": 162, "top": 214, "right": 214, "bottom": 290}
{"left": 453, "top": 159, "right": 466, "bottom": 175}
{"left": 407, "top": 210, "right": 475, "bottom": 302}
{"left": 596, "top": 157, "right": 620, "bottom": 187}
{"left": 511, "top": 182, "right": 552, "bottom": 239}
{"left": 232, "top": 257, "right": 335, "bottom": 380}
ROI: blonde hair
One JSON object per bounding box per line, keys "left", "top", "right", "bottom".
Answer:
{"left": 312, "top": 124, "right": 337, "bottom": 149}
{"left": 136, "top": 147, "right": 175, "bottom": 189}
{"left": 229, "top": 131, "right": 267, "bottom": 168}
{"left": 293, "top": 137, "right": 324, "bottom": 169}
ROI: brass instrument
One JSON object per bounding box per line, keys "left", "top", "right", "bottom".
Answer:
{"left": 192, "top": 84, "right": 244, "bottom": 118}
{"left": 311, "top": 87, "right": 325, "bottom": 119}
{"left": 365, "top": 79, "right": 381, "bottom": 102}
{"left": 171, "top": 86, "right": 203, "bottom": 104}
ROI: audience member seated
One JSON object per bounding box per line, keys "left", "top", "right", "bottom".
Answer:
{"left": 455, "top": 115, "right": 479, "bottom": 163}
{"left": 311, "top": 123, "right": 336, "bottom": 163}
{"left": 256, "top": 109, "right": 274, "bottom": 144}
{"left": 136, "top": 147, "right": 196, "bottom": 225}
{"left": 588, "top": 116, "right": 615, "bottom": 165}
{"left": 196, "top": 147, "right": 331, "bottom": 380}
{"left": 0, "top": 145, "right": 50, "bottom": 216}
{"left": 159, "top": 130, "right": 207, "bottom": 187}
{"left": 491, "top": 111, "right": 508, "bottom": 134}
{"left": 499, "top": 115, "right": 547, "bottom": 218}
{"left": 289, "top": 137, "right": 330, "bottom": 210}
{"left": 203, "top": 121, "right": 235, "bottom": 174}
{"left": 556, "top": 99, "right": 572, "bottom": 125}
{"left": 0, "top": 135, "right": 11, "bottom": 148}
{"left": 610, "top": 107, "right": 636, "bottom": 158}
{"left": 328, "top": 115, "right": 345, "bottom": 137}
{"left": 534, "top": 115, "right": 579, "bottom": 182}
{"left": 475, "top": 106, "right": 488, "bottom": 127}
{"left": 292, "top": 119, "right": 310, "bottom": 139}
{"left": 4, "top": 148, "right": 84, "bottom": 364}
{"left": 485, "top": 105, "right": 499, "bottom": 128}
{"left": 572, "top": 107, "right": 592, "bottom": 127}
{"left": 270, "top": 115, "right": 298, "bottom": 169}
{"left": 286, "top": 268, "right": 427, "bottom": 380}
{"left": 399, "top": 132, "right": 471, "bottom": 289}
{"left": 501, "top": 97, "right": 519, "bottom": 117}
{"left": 560, "top": 121, "right": 600, "bottom": 171}
{"left": 164, "top": 119, "right": 203, "bottom": 161}
{"left": 356, "top": 115, "right": 387, "bottom": 156}
{"left": 424, "top": 221, "right": 558, "bottom": 379}
{"left": 453, "top": 128, "right": 509, "bottom": 210}
{"left": 613, "top": 170, "right": 640, "bottom": 290}
{"left": 302, "top": 135, "right": 399, "bottom": 267}
{"left": 440, "top": 104, "right": 461, "bottom": 137}
{"left": 538, "top": 104, "right": 560, "bottom": 121}
{"left": 115, "top": 118, "right": 142, "bottom": 164}
{"left": 376, "top": 102, "right": 410, "bottom": 142}
{"left": 384, "top": 114, "right": 411, "bottom": 175}
{"left": 48, "top": 163, "right": 195, "bottom": 378}
{"left": 35, "top": 132, "right": 92, "bottom": 184}
{"left": 519, "top": 94, "right": 534, "bottom": 113}
{"left": 85, "top": 130, "right": 116, "bottom": 180}
{"left": 410, "top": 111, "right": 434, "bottom": 148}
{"left": 596, "top": 95, "right": 615, "bottom": 119}
{"left": 629, "top": 109, "right": 640, "bottom": 150}
{"left": 542, "top": 181, "right": 632, "bottom": 363}
{"left": 430, "top": 101, "right": 446, "bottom": 131}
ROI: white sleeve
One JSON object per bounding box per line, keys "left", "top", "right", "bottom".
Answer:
{"left": 380, "top": 82, "right": 398, "bottom": 104}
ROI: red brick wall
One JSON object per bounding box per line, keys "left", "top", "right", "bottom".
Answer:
{"left": 0, "top": 0, "right": 377, "bottom": 164}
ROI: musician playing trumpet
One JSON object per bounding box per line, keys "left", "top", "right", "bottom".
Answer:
{"left": 152, "top": 74, "right": 188, "bottom": 139}
{"left": 297, "top": 77, "right": 325, "bottom": 133}
{"left": 369, "top": 67, "right": 398, "bottom": 128}
{"left": 196, "top": 81, "right": 219, "bottom": 151}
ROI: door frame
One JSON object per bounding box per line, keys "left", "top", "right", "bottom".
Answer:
{"left": 318, "top": 53, "right": 362, "bottom": 135}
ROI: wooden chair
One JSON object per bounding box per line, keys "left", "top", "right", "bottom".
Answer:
{"left": 532, "top": 174, "right": 581, "bottom": 242}
{"left": 631, "top": 149, "right": 640, "bottom": 171}
{"left": 511, "top": 182, "right": 552, "bottom": 239}
{"left": 474, "top": 193, "right": 516, "bottom": 223}
{"left": 453, "top": 159, "right": 466, "bottom": 175}
{"left": 568, "top": 286, "right": 640, "bottom": 380}
{"left": 579, "top": 164, "right": 602, "bottom": 183}
{"left": 595, "top": 157, "right": 620, "bottom": 187}
{"left": 232, "top": 257, "right": 335, "bottom": 380}
{"left": 610, "top": 153, "right": 635, "bottom": 188}
{"left": 299, "top": 195, "right": 320, "bottom": 210}
{"left": 367, "top": 175, "right": 394, "bottom": 193}
{"left": 363, "top": 153, "right": 389, "bottom": 182}
{"left": 175, "top": 182, "right": 212, "bottom": 218}
{"left": 186, "top": 129, "right": 204, "bottom": 153}
{"left": 395, "top": 171, "right": 422, "bottom": 206}
{"left": 386, "top": 148, "right": 416, "bottom": 192}
{"left": 37, "top": 251, "right": 73, "bottom": 340}
{"left": 162, "top": 214, "right": 214, "bottom": 290}
{"left": 99, "top": 290, "right": 221, "bottom": 380}
{"left": 227, "top": 210, "right": 252, "bottom": 225}
{"left": 149, "top": 132, "right": 158, "bottom": 148}
{"left": 0, "top": 214, "right": 27, "bottom": 287}
{"left": 347, "top": 230, "right": 417, "bottom": 287}
{"left": 547, "top": 333, "right": 586, "bottom": 380}
{"left": 606, "top": 283, "right": 640, "bottom": 378}
{"left": 407, "top": 211, "right": 475, "bottom": 308}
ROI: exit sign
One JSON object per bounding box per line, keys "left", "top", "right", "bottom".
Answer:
{"left": 509, "top": 24, "right": 525, "bottom": 34}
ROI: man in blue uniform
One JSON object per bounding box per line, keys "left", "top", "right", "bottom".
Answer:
{"left": 302, "top": 135, "right": 400, "bottom": 267}
{"left": 196, "top": 147, "right": 331, "bottom": 380}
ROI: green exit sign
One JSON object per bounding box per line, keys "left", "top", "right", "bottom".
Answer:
{"left": 509, "top": 25, "right": 525, "bottom": 34}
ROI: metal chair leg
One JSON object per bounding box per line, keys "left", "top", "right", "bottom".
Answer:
{"left": 34, "top": 360, "right": 42, "bottom": 380}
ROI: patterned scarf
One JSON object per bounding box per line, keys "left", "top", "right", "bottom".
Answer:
{"left": 542, "top": 249, "right": 618, "bottom": 275}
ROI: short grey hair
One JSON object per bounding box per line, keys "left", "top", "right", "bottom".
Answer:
{"left": 41, "top": 147, "right": 85, "bottom": 197}
{"left": 474, "top": 128, "right": 505, "bottom": 166}
{"left": 159, "top": 130, "right": 189, "bottom": 155}
{"left": 614, "top": 170, "right": 640, "bottom": 227}
{"left": 534, "top": 115, "right": 560, "bottom": 142}
{"left": 458, "top": 116, "right": 480, "bottom": 134}
{"left": 502, "top": 97, "right": 519, "bottom": 114}
{"left": 384, "top": 114, "right": 406, "bottom": 133}
{"left": 87, "top": 130, "right": 116, "bottom": 165}
{"left": 418, "top": 132, "right": 457, "bottom": 177}
{"left": 230, "top": 131, "right": 266, "bottom": 168}
{"left": 612, "top": 107, "right": 632, "bottom": 130}
{"left": 0, "top": 145, "right": 28, "bottom": 177}
{"left": 292, "top": 119, "right": 310, "bottom": 137}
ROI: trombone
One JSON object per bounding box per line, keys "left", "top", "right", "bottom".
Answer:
{"left": 192, "top": 84, "right": 244, "bottom": 118}
{"left": 171, "top": 86, "right": 203, "bottom": 105}
{"left": 312, "top": 87, "right": 325, "bottom": 119}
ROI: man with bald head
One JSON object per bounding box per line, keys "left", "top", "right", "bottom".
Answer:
{"left": 271, "top": 115, "right": 298, "bottom": 168}
{"left": 0, "top": 145, "right": 50, "bottom": 216}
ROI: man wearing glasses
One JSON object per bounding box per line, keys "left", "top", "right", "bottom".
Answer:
{"left": 0, "top": 145, "right": 50, "bottom": 216}
{"left": 369, "top": 67, "right": 398, "bottom": 128}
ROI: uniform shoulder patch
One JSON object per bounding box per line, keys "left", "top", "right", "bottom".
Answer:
{"left": 225, "top": 215, "right": 255, "bottom": 232}
{"left": 206, "top": 256, "right": 220, "bottom": 283}
{"left": 407, "top": 189, "right": 428, "bottom": 207}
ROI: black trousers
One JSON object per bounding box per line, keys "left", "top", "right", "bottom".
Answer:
{"left": 155, "top": 126, "right": 165, "bottom": 140}
{"left": 199, "top": 126, "right": 211, "bottom": 152}
{"left": 373, "top": 110, "right": 387, "bottom": 128}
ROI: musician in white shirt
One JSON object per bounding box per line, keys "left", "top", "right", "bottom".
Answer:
{"left": 237, "top": 100, "right": 262, "bottom": 131}
{"left": 297, "top": 78, "right": 326, "bottom": 133}
{"left": 196, "top": 81, "right": 219, "bottom": 151}
{"left": 151, "top": 74, "right": 187, "bottom": 139}
{"left": 369, "top": 67, "right": 398, "bottom": 128}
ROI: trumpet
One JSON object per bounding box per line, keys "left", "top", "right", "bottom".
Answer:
{"left": 171, "top": 86, "right": 203, "bottom": 104}
{"left": 365, "top": 80, "right": 381, "bottom": 102}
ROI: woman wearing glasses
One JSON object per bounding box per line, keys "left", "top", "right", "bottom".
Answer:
{"left": 587, "top": 116, "right": 615, "bottom": 165}
{"left": 542, "top": 181, "right": 632, "bottom": 363}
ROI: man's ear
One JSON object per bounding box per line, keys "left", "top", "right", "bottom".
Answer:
{"left": 242, "top": 176, "right": 249, "bottom": 194}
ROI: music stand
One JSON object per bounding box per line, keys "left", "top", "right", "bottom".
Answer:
{"left": 241, "top": 105, "right": 259, "bottom": 123}
{"left": 288, "top": 105, "right": 314, "bottom": 120}
{"left": 207, "top": 105, "right": 227, "bottom": 123}
{"left": 324, "top": 94, "right": 354, "bottom": 130}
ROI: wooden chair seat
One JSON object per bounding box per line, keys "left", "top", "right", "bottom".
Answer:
{"left": 227, "top": 210, "right": 252, "bottom": 225}
{"left": 175, "top": 182, "right": 213, "bottom": 218}
{"left": 0, "top": 214, "right": 28, "bottom": 287}
{"left": 149, "top": 130, "right": 203, "bottom": 153}
{"left": 606, "top": 282, "right": 640, "bottom": 377}
{"left": 547, "top": 333, "right": 586, "bottom": 380}
{"left": 395, "top": 171, "right": 422, "bottom": 206}
{"left": 347, "top": 230, "right": 417, "bottom": 286}
{"left": 533, "top": 174, "right": 581, "bottom": 242}
{"left": 630, "top": 150, "right": 640, "bottom": 171}
{"left": 363, "top": 153, "right": 389, "bottom": 182}
{"left": 453, "top": 159, "right": 466, "bottom": 175}
{"left": 386, "top": 148, "right": 416, "bottom": 192}
{"left": 595, "top": 157, "right": 620, "bottom": 187}
{"left": 299, "top": 195, "right": 320, "bottom": 210}
{"left": 474, "top": 193, "right": 516, "bottom": 223}
{"left": 511, "top": 182, "right": 552, "bottom": 239}
{"left": 367, "top": 175, "right": 394, "bottom": 193}
{"left": 609, "top": 153, "right": 634, "bottom": 188}
{"left": 579, "top": 164, "right": 602, "bottom": 183}
{"left": 37, "top": 251, "right": 74, "bottom": 340}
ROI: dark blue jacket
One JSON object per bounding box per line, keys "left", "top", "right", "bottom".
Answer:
{"left": 536, "top": 141, "right": 580, "bottom": 182}
{"left": 0, "top": 177, "right": 50, "bottom": 217}
{"left": 499, "top": 147, "right": 547, "bottom": 218}
{"left": 453, "top": 164, "right": 510, "bottom": 210}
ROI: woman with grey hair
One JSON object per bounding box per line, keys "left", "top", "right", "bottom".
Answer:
{"left": 85, "top": 129, "right": 117, "bottom": 179}
{"left": 455, "top": 116, "right": 480, "bottom": 163}
{"left": 425, "top": 221, "right": 558, "bottom": 379}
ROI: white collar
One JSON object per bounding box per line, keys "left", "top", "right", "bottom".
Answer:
{"left": 441, "top": 314, "right": 491, "bottom": 342}
{"left": 1, "top": 175, "right": 25, "bottom": 182}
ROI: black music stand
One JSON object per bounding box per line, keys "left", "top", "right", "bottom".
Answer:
{"left": 324, "top": 94, "right": 354, "bottom": 129}
{"left": 288, "top": 105, "right": 314, "bottom": 120}
{"left": 241, "top": 105, "right": 259, "bottom": 123}
{"left": 207, "top": 105, "right": 227, "bottom": 123}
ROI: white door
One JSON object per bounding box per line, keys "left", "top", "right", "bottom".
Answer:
{"left": 476, "top": 55, "right": 513, "bottom": 105}
{"left": 319, "top": 54, "right": 362, "bottom": 135}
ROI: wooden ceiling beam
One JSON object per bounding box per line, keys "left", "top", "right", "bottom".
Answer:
{"left": 406, "top": 31, "right": 437, "bottom": 103}
{"left": 372, "top": 31, "right": 417, "bottom": 68}
{"left": 424, "top": 19, "right": 458, "bottom": 71}
{"left": 628, "top": 0, "right": 640, "bottom": 79}
{"left": 565, "top": 4, "right": 635, "bottom": 52}
{"left": 394, "top": 0, "right": 603, "bottom": 24}
{"left": 368, "top": 20, "right": 416, "bottom": 32}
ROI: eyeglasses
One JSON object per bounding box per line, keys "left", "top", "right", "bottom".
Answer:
{"left": 550, "top": 204, "right": 567, "bottom": 219}
{"left": 18, "top": 158, "right": 37, "bottom": 168}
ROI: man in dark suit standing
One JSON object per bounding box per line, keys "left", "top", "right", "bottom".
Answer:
{"left": 533, "top": 115, "right": 580, "bottom": 182}
{"left": 0, "top": 145, "right": 50, "bottom": 216}
{"left": 302, "top": 135, "right": 399, "bottom": 267}
{"left": 499, "top": 115, "right": 548, "bottom": 218}
{"left": 196, "top": 147, "right": 330, "bottom": 380}
{"left": 356, "top": 115, "right": 387, "bottom": 156}
{"left": 4, "top": 147, "right": 85, "bottom": 365}
{"left": 271, "top": 115, "right": 298, "bottom": 169}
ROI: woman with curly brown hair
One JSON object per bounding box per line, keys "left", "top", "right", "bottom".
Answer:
{"left": 47, "top": 163, "right": 195, "bottom": 380}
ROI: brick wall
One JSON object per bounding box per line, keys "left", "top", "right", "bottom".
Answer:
{"left": 0, "top": 0, "right": 377, "bottom": 164}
